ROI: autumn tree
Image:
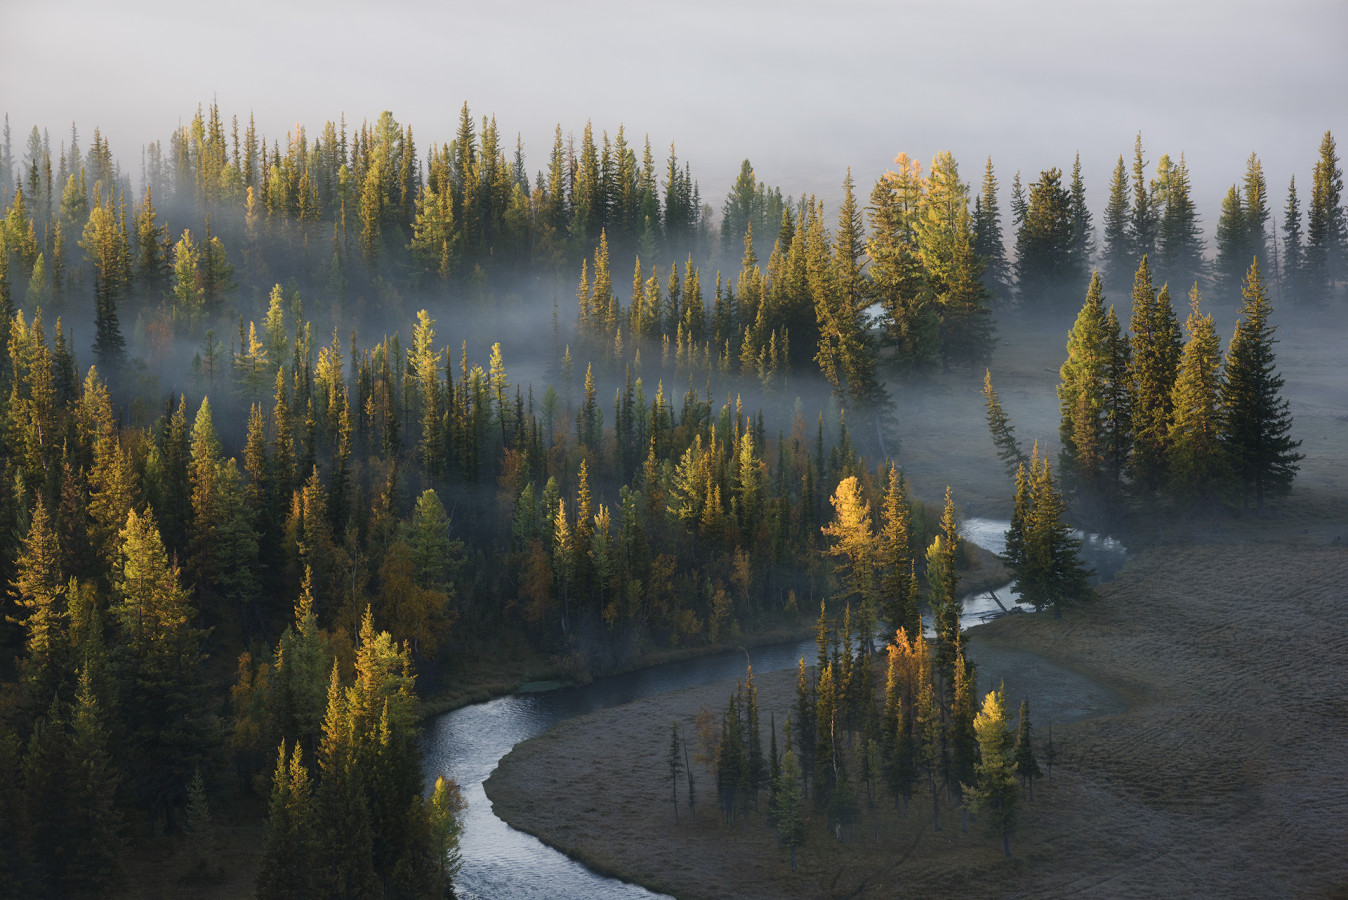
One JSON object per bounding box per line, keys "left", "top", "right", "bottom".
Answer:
{"left": 964, "top": 687, "right": 1018, "bottom": 857}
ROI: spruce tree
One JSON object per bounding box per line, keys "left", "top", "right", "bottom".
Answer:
{"left": 1167, "top": 286, "right": 1227, "bottom": 509}
{"left": 1215, "top": 185, "right": 1248, "bottom": 302}
{"left": 1012, "top": 699, "right": 1043, "bottom": 801}
{"left": 1306, "top": 130, "right": 1344, "bottom": 300}
{"left": 1220, "top": 259, "right": 1302, "bottom": 512}
{"left": 983, "top": 369, "right": 1027, "bottom": 477}
{"left": 973, "top": 156, "right": 1011, "bottom": 304}
{"left": 1101, "top": 155, "right": 1131, "bottom": 293}
{"left": 1127, "top": 257, "right": 1181, "bottom": 493}
{"left": 1128, "top": 134, "right": 1159, "bottom": 263}
{"left": 1282, "top": 176, "right": 1304, "bottom": 304}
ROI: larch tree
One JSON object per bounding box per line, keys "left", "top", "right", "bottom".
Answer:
{"left": 111, "top": 507, "right": 212, "bottom": 826}
{"left": 1220, "top": 259, "right": 1302, "bottom": 513}
{"left": 1056, "top": 272, "right": 1111, "bottom": 498}
{"left": 822, "top": 475, "right": 877, "bottom": 628}
{"left": 926, "top": 487, "right": 961, "bottom": 689}
{"left": 964, "top": 687, "right": 1018, "bottom": 857}
{"left": 877, "top": 463, "right": 921, "bottom": 640}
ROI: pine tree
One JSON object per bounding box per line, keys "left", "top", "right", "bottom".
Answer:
{"left": 773, "top": 747, "right": 805, "bottom": 871}
{"left": 256, "top": 740, "right": 317, "bottom": 898}
{"left": 1220, "top": 259, "right": 1302, "bottom": 512}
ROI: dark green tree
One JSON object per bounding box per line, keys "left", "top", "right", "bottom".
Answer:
{"left": 1012, "top": 698, "right": 1043, "bottom": 801}
{"left": 1220, "top": 259, "right": 1302, "bottom": 513}
{"left": 1127, "top": 257, "right": 1181, "bottom": 493}
{"left": 1306, "top": 130, "right": 1345, "bottom": 300}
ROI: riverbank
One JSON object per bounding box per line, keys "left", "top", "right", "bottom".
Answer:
{"left": 485, "top": 535, "right": 1348, "bottom": 898}
{"left": 483, "top": 304, "right": 1348, "bottom": 898}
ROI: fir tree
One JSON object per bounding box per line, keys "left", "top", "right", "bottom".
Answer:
{"left": 1101, "top": 155, "right": 1132, "bottom": 292}
{"left": 983, "top": 368, "right": 1027, "bottom": 478}
{"left": 1220, "top": 259, "right": 1302, "bottom": 512}
{"left": 1306, "top": 130, "right": 1345, "bottom": 301}
{"left": 1167, "top": 285, "right": 1227, "bottom": 509}
{"left": 1127, "top": 257, "right": 1181, "bottom": 493}
{"left": 1012, "top": 698, "right": 1043, "bottom": 801}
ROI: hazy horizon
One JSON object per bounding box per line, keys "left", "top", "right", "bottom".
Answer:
{"left": 4, "top": 0, "right": 1346, "bottom": 237}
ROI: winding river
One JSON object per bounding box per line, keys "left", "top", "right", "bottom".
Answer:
{"left": 420, "top": 518, "right": 1126, "bottom": 899}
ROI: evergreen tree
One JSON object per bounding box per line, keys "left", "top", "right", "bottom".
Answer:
{"left": 1012, "top": 698, "right": 1043, "bottom": 801}
{"left": 1101, "top": 155, "right": 1132, "bottom": 293}
{"left": 1128, "top": 134, "right": 1159, "bottom": 263}
{"left": 772, "top": 747, "right": 805, "bottom": 871}
{"left": 110, "top": 507, "right": 212, "bottom": 825}
{"left": 1015, "top": 167, "right": 1080, "bottom": 312}
{"left": 926, "top": 487, "right": 961, "bottom": 688}
{"left": 1015, "top": 455, "right": 1094, "bottom": 617}
{"left": 1156, "top": 153, "right": 1205, "bottom": 292}
{"left": 1214, "top": 184, "right": 1248, "bottom": 302}
{"left": 1167, "top": 286, "right": 1227, "bottom": 508}
{"left": 1127, "top": 257, "right": 1181, "bottom": 493}
{"left": 983, "top": 369, "right": 1027, "bottom": 478}
{"left": 972, "top": 156, "right": 1011, "bottom": 304}
{"left": 80, "top": 198, "right": 130, "bottom": 372}
{"left": 1220, "top": 259, "right": 1302, "bottom": 512}
{"left": 1306, "top": 130, "right": 1345, "bottom": 300}
{"left": 1068, "top": 153, "right": 1095, "bottom": 277}
{"left": 1282, "top": 176, "right": 1304, "bottom": 304}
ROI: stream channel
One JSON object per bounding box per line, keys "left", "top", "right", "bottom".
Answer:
{"left": 420, "top": 518, "right": 1127, "bottom": 899}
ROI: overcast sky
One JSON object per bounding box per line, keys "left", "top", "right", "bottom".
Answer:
{"left": 3, "top": 0, "right": 1345, "bottom": 232}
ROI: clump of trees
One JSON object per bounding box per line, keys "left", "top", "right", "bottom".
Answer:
{"left": 1056, "top": 257, "right": 1301, "bottom": 515}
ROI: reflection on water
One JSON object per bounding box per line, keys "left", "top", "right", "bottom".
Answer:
{"left": 424, "top": 517, "right": 1128, "bottom": 899}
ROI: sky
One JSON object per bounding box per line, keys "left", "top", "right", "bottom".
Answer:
{"left": 3, "top": 0, "right": 1345, "bottom": 234}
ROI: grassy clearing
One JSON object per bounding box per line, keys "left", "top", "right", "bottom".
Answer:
{"left": 486, "top": 305, "right": 1348, "bottom": 898}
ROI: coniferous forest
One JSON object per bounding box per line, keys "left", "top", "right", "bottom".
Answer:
{"left": 0, "top": 102, "right": 1340, "bottom": 896}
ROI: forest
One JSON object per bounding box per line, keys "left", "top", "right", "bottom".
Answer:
{"left": 0, "top": 101, "right": 1339, "bottom": 896}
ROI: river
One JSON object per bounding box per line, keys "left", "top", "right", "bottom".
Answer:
{"left": 420, "top": 518, "right": 1125, "bottom": 899}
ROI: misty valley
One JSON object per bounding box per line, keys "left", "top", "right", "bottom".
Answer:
{"left": 0, "top": 102, "right": 1343, "bottom": 899}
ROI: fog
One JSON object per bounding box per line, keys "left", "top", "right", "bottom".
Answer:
{"left": 4, "top": 0, "right": 1345, "bottom": 224}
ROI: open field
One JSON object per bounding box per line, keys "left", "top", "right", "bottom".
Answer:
{"left": 486, "top": 303, "right": 1348, "bottom": 898}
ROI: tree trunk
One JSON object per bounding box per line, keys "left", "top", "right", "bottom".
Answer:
{"left": 1002, "top": 831, "right": 1012, "bottom": 858}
